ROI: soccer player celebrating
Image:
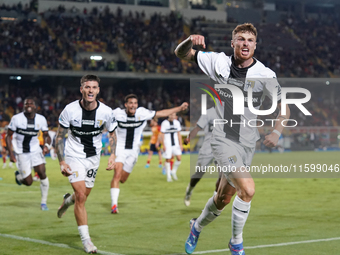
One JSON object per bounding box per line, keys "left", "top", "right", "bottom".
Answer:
{"left": 5, "top": 97, "right": 51, "bottom": 211}
{"left": 160, "top": 113, "right": 183, "bottom": 182}
{"left": 145, "top": 118, "right": 162, "bottom": 168}
{"left": 175, "top": 23, "right": 290, "bottom": 254}
{"left": 109, "top": 94, "right": 188, "bottom": 214}
{"left": 55, "top": 74, "right": 117, "bottom": 254}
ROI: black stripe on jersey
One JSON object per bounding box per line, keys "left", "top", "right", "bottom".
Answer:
{"left": 117, "top": 120, "right": 144, "bottom": 149}
{"left": 18, "top": 118, "right": 38, "bottom": 153}
{"left": 70, "top": 102, "right": 102, "bottom": 158}
{"left": 194, "top": 50, "right": 199, "bottom": 65}
{"left": 169, "top": 121, "right": 175, "bottom": 146}
{"left": 222, "top": 57, "right": 257, "bottom": 142}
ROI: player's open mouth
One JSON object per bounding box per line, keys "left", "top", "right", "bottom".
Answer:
{"left": 88, "top": 94, "right": 94, "bottom": 98}
{"left": 241, "top": 48, "right": 249, "bottom": 55}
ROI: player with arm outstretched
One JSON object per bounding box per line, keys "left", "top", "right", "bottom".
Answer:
{"left": 108, "top": 94, "right": 188, "bottom": 214}
{"left": 175, "top": 23, "right": 290, "bottom": 255}
{"left": 6, "top": 97, "right": 51, "bottom": 211}
{"left": 55, "top": 74, "right": 117, "bottom": 254}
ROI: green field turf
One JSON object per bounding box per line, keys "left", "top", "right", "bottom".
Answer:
{"left": 1, "top": 151, "right": 340, "bottom": 255}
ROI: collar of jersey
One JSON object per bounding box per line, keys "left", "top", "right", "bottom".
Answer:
{"left": 78, "top": 99, "right": 100, "bottom": 112}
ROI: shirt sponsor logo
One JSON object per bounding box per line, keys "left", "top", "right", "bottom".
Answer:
{"left": 72, "top": 129, "right": 102, "bottom": 136}
{"left": 82, "top": 120, "right": 94, "bottom": 125}
{"left": 118, "top": 122, "right": 143, "bottom": 128}
{"left": 17, "top": 129, "right": 39, "bottom": 136}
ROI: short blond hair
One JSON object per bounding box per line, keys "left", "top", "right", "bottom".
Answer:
{"left": 232, "top": 23, "right": 257, "bottom": 39}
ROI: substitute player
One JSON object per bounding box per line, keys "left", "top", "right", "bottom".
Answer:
{"left": 55, "top": 74, "right": 117, "bottom": 254}
{"left": 145, "top": 118, "right": 162, "bottom": 168}
{"left": 109, "top": 94, "right": 188, "bottom": 214}
{"left": 5, "top": 97, "right": 51, "bottom": 211}
{"left": 175, "top": 23, "right": 290, "bottom": 254}
{"left": 160, "top": 113, "right": 183, "bottom": 182}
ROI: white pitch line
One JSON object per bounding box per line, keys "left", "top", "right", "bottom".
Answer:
{"left": 167, "top": 236, "right": 340, "bottom": 255}
{"left": 0, "top": 233, "right": 124, "bottom": 255}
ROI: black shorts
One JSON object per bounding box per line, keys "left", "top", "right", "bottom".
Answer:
{"left": 150, "top": 144, "right": 158, "bottom": 152}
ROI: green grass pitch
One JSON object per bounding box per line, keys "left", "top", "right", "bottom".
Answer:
{"left": 0, "top": 151, "right": 340, "bottom": 254}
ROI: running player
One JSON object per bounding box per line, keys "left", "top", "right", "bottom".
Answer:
{"left": 183, "top": 107, "right": 228, "bottom": 205}
{"left": 109, "top": 94, "right": 188, "bottom": 214}
{"left": 5, "top": 97, "right": 51, "bottom": 211}
{"left": 145, "top": 118, "right": 162, "bottom": 168}
{"left": 160, "top": 113, "right": 183, "bottom": 182}
{"left": 175, "top": 23, "right": 290, "bottom": 254}
{"left": 55, "top": 74, "right": 117, "bottom": 254}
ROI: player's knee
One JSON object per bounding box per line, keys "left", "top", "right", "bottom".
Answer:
{"left": 119, "top": 178, "right": 126, "bottom": 184}
{"left": 38, "top": 172, "right": 46, "bottom": 179}
{"left": 75, "top": 192, "right": 87, "bottom": 203}
{"left": 113, "top": 172, "right": 121, "bottom": 180}
{"left": 23, "top": 180, "right": 33, "bottom": 186}
{"left": 239, "top": 186, "right": 255, "bottom": 200}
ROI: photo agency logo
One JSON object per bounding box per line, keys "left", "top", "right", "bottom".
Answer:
{"left": 199, "top": 81, "right": 312, "bottom": 127}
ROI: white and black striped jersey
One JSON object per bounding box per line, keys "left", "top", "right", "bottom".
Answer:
{"left": 196, "top": 51, "right": 282, "bottom": 148}
{"left": 8, "top": 112, "right": 48, "bottom": 154}
{"left": 113, "top": 107, "right": 156, "bottom": 153}
{"left": 59, "top": 100, "right": 116, "bottom": 158}
{"left": 161, "top": 119, "right": 182, "bottom": 147}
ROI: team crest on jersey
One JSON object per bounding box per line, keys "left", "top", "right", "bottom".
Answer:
{"left": 245, "top": 80, "right": 255, "bottom": 89}
{"left": 96, "top": 120, "right": 103, "bottom": 127}
{"left": 228, "top": 155, "right": 237, "bottom": 164}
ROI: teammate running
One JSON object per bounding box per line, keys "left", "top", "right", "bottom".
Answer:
{"left": 109, "top": 94, "right": 188, "bottom": 214}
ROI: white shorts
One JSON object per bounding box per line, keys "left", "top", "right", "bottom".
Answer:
{"left": 211, "top": 135, "right": 255, "bottom": 180}
{"left": 66, "top": 154, "right": 100, "bottom": 188}
{"left": 163, "top": 145, "right": 182, "bottom": 159}
{"left": 17, "top": 151, "right": 46, "bottom": 179}
{"left": 116, "top": 149, "right": 138, "bottom": 174}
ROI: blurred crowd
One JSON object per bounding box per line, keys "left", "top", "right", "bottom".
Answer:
{"left": 1, "top": 2, "right": 339, "bottom": 77}
{"left": 0, "top": 81, "right": 190, "bottom": 129}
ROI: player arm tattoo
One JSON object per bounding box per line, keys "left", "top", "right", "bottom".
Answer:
{"left": 55, "top": 125, "right": 68, "bottom": 162}
{"left": 109, "top": 131, "right": 117, "bottom": 156}
{"left": 174, "top": 36, "right": 196, "bottom": 61}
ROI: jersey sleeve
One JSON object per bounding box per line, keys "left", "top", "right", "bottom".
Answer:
{"left": 176, "top": 120, "right": 182, "bottom": 132}
{"left": 196, "top": 113, "right": 209, "bottom": 129}
{"left": 138, "top": 107, "right": 156, "bottom": 121}
{"left": 263, "top": 75, "right": 282, "bottom": 102}
{"left": 8, "top": 116, "right": 17, "bottom": 131}
{"left": 59, "top": 107, "right": 70, "bottom": 128}
{"left": 196, "top": 51, "right": 220, "bottom": 79}
{"left": 40, "top": 116, "right": 49, "bottom": 132}
{"left": 160, "top": 121, "right": 167, "bottom": 133}
{"left": 106, "top": 111, "right": 117, "bottom": 132}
